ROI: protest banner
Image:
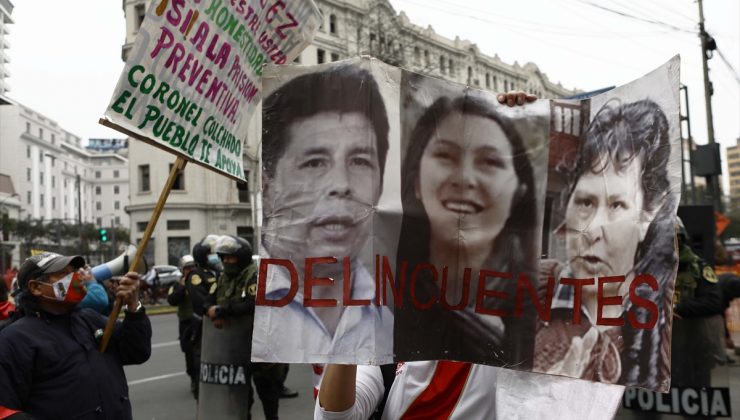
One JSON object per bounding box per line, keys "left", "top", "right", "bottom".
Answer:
{"left": 252, "top": 55, "right": 681, "bottom": 391}
{"left": 97, "top": 0, "right": 321, "bottom": 352}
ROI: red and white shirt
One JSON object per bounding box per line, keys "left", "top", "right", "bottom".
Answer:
{"left": 314, "top": 361, "right": 624, "bottom": 419}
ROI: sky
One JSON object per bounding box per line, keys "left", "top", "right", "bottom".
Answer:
{"left": 5, "top": 0, "right": 739, "bottom": 179}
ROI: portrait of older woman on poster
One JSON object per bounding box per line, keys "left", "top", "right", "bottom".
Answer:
{"left": 534, "top": 98, "right": 677, "bottom": 389}
{"left": 394, "top": 93, "right": 540, "bottom": 367}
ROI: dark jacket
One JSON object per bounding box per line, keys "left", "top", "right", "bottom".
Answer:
{"left": 168, "top": 267, "right": 216, "bottom": 318}
{"left": 674, "top": 243, "right": 723, "bottom": 318}
{"left": 0, "top": 306, "right": 151, "bottom": 420}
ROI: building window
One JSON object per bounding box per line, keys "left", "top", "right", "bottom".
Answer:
{"left": 115, "top": 216, "right": 121, "bottom": 225}
{"left": 26, "top": 168, "right": 30, "bottom": 181}
{"left": 317, "top": 49, "right": 325, "bottom": 64}
{"left": 39, "top": 173, "right": 44, "bottom": 185}
{"left": 51, "top": 176, "right": 55, "bottom": 188}
{"left": 52, "top": 197, "right": 56, "bottom": 209}
{"left": 113, "top": 170, "right": 119, "bottom": 178}
{"left": 26, "top": 122, "right": 30, "bottom": 133}
{"left": 449, "top": 59, "right": 454, "bottom": 77}
{"left": 38, "top": 128, "right": 43, "bottom": 139}
{"left": 137, "top": 222, "right": 148, "bottom": 232}
{"left": 96, "top": 217, "right": 102, "bottom": 226}
{"left": 27, "top": 191, "right": 31, "bottom": 204}
{"left": 39, "top": 151, "right": 43, "bottom": 162}
{"left": 95, "top": 171, "right": 101, "bottom": 179}
{"left": 414, "top": 47, "right": 420, "bottom": 64}
{"left": 485, "top": 73, "right": 491, "bottom": 88}
{"left": 95, "top": 186, "right": 101, "bottom": 195}
{"left": 114, "top": 201, "right": 120, "bottom": 210}
{"left": 504, "top": 80, "right": 508, "bottom": 91}
{"left": 135, "top": 4, "right": 146, "bottom": 31}
{"left": 26, "top": 145, "right": 30, "bottom": 158}
{"left": 439, "top": 56, "right": 446, "bottom": 74}
{"left": 51, "top": 134, "right": 55, "bottom": 144}
{"left": 424, "top": 50, "right": 430, "bottom": 66}
{"left": 96, "top": 202, "right": 102, "bottom": 211}
{"left": 329, "top": 14, "right": 337, "bottom": 34}
{"left": 237, "top": 171, "right": 250, "bottom": 203}
{"left": 167, "top": 220, "right": 190, "bottom": 230}
{"left": 330, "top": 52, "right": 339, "bottom": 62}
{"left": 40, "top": 194, "right": 44, "bottom": 207}
{"left": 139, "top": 165, "right": 150, "bottom": 192}
{"left": 237, "top": 226, "right": 254, "bottom": 245}
{"left": 169, "top": 164, "right": 185, "bottom": 190}
{"left": 114, "top": 185, "right": 120, "bottom": 194}
{"left": 369, "top": 33, "right": 376, "bottom": 49}
{"left": 167, "top": 237, "right": 191, "bottom": 266}
{"left": 467, "top": 66, "right": 473, "bottom": 84}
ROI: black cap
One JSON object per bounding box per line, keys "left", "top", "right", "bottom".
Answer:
{"left": 16, "top": 253, "right": 86, "bottom": 290}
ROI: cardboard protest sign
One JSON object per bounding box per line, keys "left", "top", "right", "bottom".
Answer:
{"left": 102, "top": 0, "right": 322, "bottom": 180}
{"left": 252, "top": 56, "right": 681, "bottom": 391}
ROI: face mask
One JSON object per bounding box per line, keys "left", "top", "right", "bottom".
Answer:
{"left": 222, "top": 263, "right": 241, "bottom": 276}
{"left": 42, "top": 272, "right": 88, "bottom": 303}
{"left": 208, "top": 254, "right": 223, "bottom": 271}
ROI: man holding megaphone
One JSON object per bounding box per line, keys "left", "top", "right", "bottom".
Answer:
{"left": 0, "top": 252, "right": 151, "bottom": 420}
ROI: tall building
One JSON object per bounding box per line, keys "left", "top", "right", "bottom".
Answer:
{"left": 726, "top": 138, "right": 740, "bottom": 212}
{"left": 121, "top": 0, "right": 577, "bottom": 265}
{"left": 0, "top": 98, "right": 130, "bottom": 228}
{"left": 0, "top": 0, "right": 12, "bottom": 96}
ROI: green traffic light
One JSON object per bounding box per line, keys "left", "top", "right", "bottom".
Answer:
{"left": 99, "top": 228, "right": 108, "bottom": 243}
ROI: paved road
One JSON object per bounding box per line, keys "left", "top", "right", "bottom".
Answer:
{"left": 126, "top": 313, "right": 316, "bottom": 420}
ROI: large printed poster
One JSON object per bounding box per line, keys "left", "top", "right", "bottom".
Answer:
{"left": 252, "top": 56, "right": 681, "bottom": 391}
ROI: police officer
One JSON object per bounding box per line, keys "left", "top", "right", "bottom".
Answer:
{"left": 206, "top": 235, "right": 284, "bottom": 420}
{"left": 674, "top": 219, "right": 723, "bottom": 318}
{"left": 168, "top": 241, "right": 218, "bottom": 399}
{"left": 672, "top": 217, "right": 724, "bottom": 388}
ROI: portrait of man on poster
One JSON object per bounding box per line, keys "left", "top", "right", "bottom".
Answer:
{"left": 253, "top": 62, "right": 394, "bottom": 364}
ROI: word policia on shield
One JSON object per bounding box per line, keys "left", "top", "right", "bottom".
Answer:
{"left": 253, "top": 55, "right": 681, "bottom": 392}
{"left": 103, "top": 0, "right": 322, "bottom": 179}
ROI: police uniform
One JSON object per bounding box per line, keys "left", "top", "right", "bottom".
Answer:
{"left": 168, "top": 266, "right": 216, "bottom": 397}
{"left": 209, "top": 263, "right": 284, "bottom": 420}
{"left": 671, "top": 242, "right": 724, "bottom": 388}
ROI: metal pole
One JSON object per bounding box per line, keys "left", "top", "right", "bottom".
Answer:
{"left": 697, "top": 0, "right": 723, "bottom": 212}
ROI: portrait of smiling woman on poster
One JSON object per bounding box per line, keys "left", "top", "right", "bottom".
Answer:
{"left": 394, "top": 85, "right": 543, "bottom": 367}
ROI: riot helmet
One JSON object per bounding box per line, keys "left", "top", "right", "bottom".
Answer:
{"left": 215, "top": 235, "right": 253, "bottom": 271}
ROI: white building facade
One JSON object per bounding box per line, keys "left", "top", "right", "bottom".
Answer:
{"left": 121, "top": 0, "right": 576, "bottom": 265}
{"left": 0, "top": 99, "right": 130, "bottom": 228}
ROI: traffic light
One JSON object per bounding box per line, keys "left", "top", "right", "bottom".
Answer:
{"left": 99, "top": 228, "right": 109, "bottom": 243}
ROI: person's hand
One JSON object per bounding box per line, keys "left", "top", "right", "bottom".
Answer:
{"left": 497, "top": 91, "right": 537, "bottom": 107}
{"left": 213, "top": 318, "right": 226, "bottom": 329}
{"left": 78, "top": 266, "right": 95, "bottom": 284}
{"left": 207, "top": 305, "right": 218, "bottom": 320}
{"left": 114, "top": 272, "right": 141, "bottom": 311}
{"left": 179, "top": 275, "right": 186, "bottom": 286}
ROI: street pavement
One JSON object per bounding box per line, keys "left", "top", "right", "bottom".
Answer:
{"left": 126, "top": 313, "right": 316, "bottom": 420}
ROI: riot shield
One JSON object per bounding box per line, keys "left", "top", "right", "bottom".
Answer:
{"left": 197, "top": 314, "right": 252, "bottom": 420}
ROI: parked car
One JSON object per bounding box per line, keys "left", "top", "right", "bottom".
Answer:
{"left": 142, "top": 265, "right": 182, "bottom": 288}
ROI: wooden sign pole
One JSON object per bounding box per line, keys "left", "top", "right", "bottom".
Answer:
{"left": 98, "top": 156, "right": 187, "bottom": 352}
